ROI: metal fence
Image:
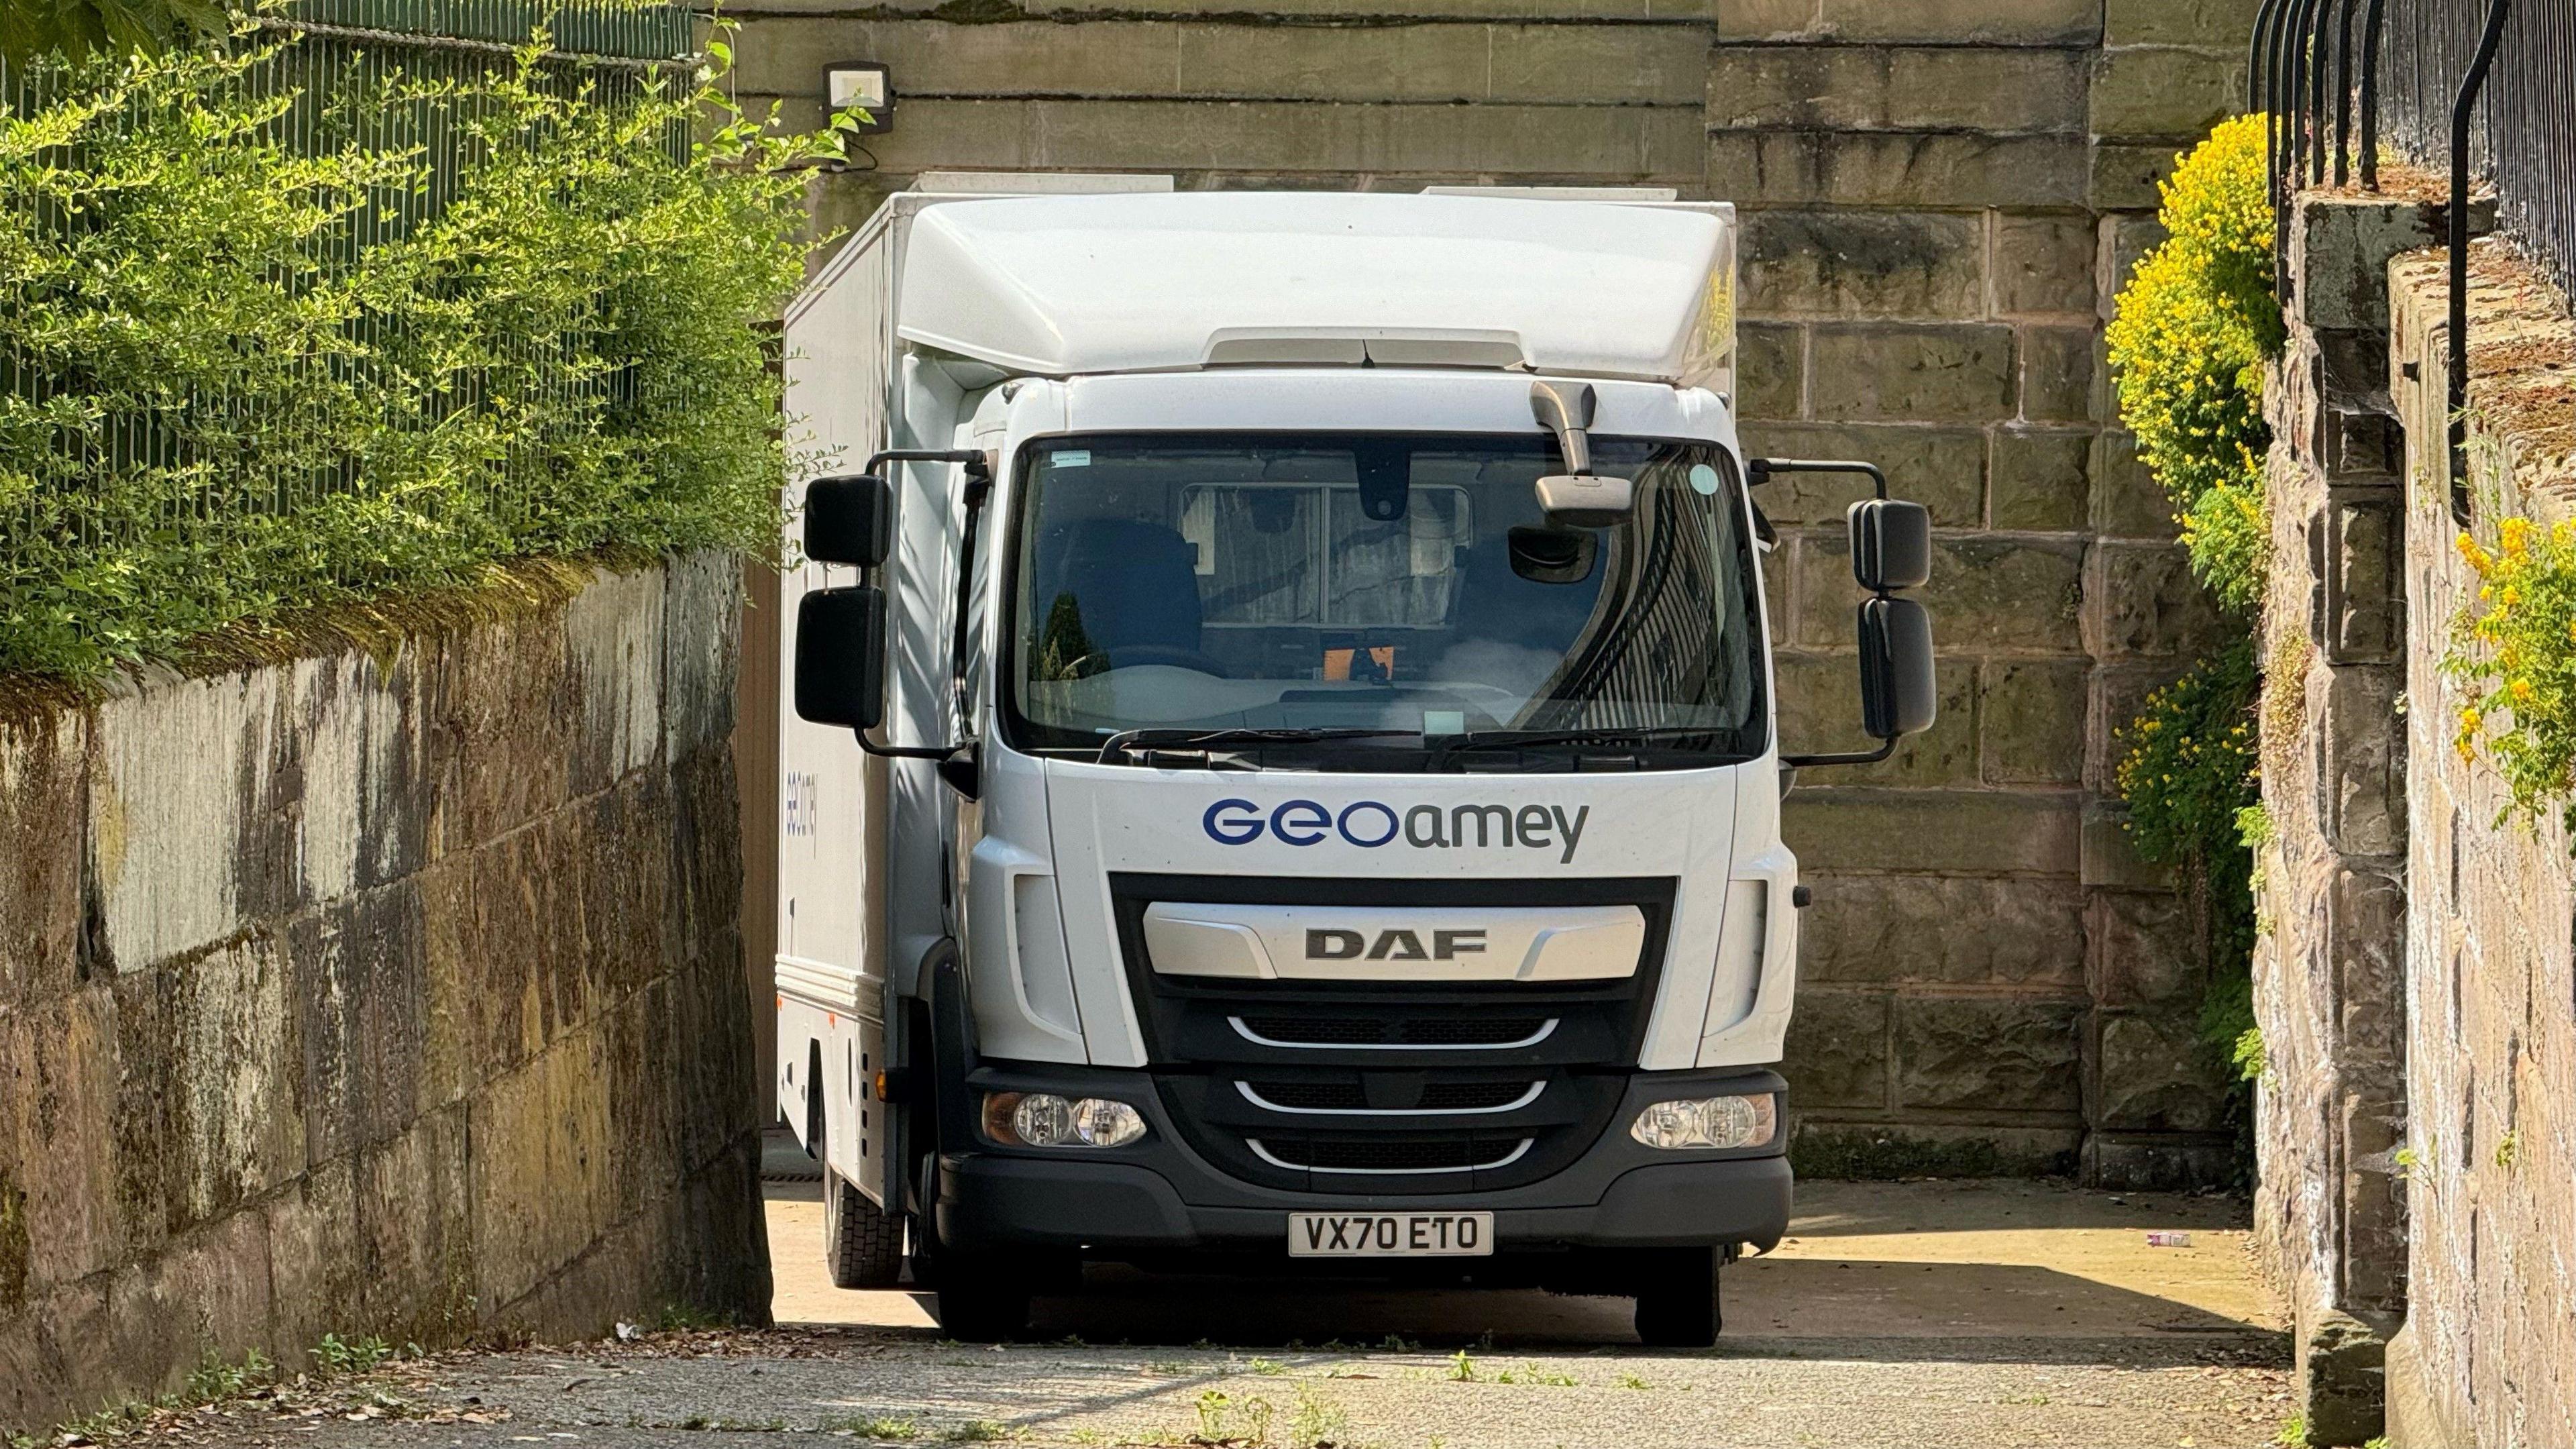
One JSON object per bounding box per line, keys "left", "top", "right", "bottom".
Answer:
{"left": 2386, "top": 0, "right": 2575, "bottom": 308}
{"left": 0, "top": 0, "right": 705, "bottom": 674}
{"left": 2255, "top": 0, "right": 2575, "bottom": 303}
{"left": 2253, "top": 0, "right": 2572, "bottom": 509}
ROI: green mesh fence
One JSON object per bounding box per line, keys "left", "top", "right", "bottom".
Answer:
{"left": 0, "top": 1, "right": 798, "bottom": 682}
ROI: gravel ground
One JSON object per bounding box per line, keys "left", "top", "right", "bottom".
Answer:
{"left": 56, "top": 1179, "right": 2295, "bottom": 1449}
{"left": 142, "top": 1326, "right": 2290, "bottom": 1449}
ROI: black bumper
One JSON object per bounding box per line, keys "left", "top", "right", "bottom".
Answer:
{"left": 936, "top": 1062, "right": 1791, "bottom": 1256}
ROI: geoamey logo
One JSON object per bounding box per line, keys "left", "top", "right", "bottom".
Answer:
{"left": 1201, "top": 798, "right": 1591, "bottom": 864}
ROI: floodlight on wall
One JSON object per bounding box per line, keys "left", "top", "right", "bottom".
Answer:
{"left": 824, "top": 62, "right": 895, "bottom": 134}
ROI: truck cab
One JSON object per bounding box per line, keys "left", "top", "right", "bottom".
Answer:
{"left": 776, "top": 180, "right": 1935, "bottom": 1346}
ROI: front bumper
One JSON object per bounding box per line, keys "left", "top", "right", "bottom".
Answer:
{"left": 936, "top": 1062, "right": 1790, "bottom": 1256}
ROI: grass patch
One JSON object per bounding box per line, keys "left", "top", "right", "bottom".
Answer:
{"left": 824, "top": 1416, "right": 922, "bottom": 1440}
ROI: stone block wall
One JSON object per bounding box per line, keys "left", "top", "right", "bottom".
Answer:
{"left": 2378, "top": 239, "right": 2576, "bottom": 1449}
{"left": 0, "top": 557, "right": 769, "bottom": 1436}
{"left": 2251, "top": 188, "right": 2446, "bottom": 1448}
{"left": 728, "top": 0, "right": 2257, "bottom": 1177}
{"left": 2253, "top": 196, "right": 2576, "bottom": 1445}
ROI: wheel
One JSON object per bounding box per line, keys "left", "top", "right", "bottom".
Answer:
{"left": 822, "top": 1167, "right": 906, "bottom": 1289}
{"left": 932, "top": 1255, "right": 1032, "bottom": 1342}
{"left": 1633, "top": 1249, "right": 1721, "bottom": 1347}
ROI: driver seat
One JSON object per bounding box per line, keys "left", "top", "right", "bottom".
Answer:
{"left": 1036, "top": 519, "right": 1206, "bottom": 662}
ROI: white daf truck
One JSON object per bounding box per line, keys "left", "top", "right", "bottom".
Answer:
{"left": 775, "top": 176, "right": 1936, "bottom": 1346}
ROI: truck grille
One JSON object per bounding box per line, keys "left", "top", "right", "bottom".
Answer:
{"left": 1238, "top": 1079, "right": 1543, "bottom": 1113}
{"left": 1250, "top": 1136, "right": 1533, "bottom": 1174}
{"left": 1233, "top": 1015, "right": 1554, "bottom": 1049}
{"left": 1111, "top": 872, "right": 1675, "bottom": 1197}
{"left": 1422, "top": 1081, "right": 1540, "bottom": 1110}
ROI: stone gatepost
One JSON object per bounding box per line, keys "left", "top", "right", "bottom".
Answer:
{"left": 2253, "top": 184, "right": 2467, "bottom": 1446}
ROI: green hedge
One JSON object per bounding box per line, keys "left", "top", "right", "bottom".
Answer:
{"left": 0, "top": 23, "right": 843, "bottom": 681}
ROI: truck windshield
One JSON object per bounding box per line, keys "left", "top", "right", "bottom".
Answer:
{"left": 1002, "top": 432, "right": 1767, "bottom": 767}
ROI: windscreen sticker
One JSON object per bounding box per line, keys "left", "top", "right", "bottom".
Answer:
{"left": 1050, "top": 449, "right": 1092, "bottom": 468}
{"left": 1203, "top": 798, "right": 1591, "bottom": 864}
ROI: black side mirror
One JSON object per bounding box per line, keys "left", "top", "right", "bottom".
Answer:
{"left": 1849, "top": 498, "right": 1930, "bottom": 592}
{"left": 1760, "top": 456, "right": 1941, "bottom": 767}
{"left": 795, "top": 586, "right": 888, "bottom": 729}
{"left": 1858, "top": 596, "right": 1937, "bottom": 739}
{"left": 805, "top": 474, "right": 892, "bottom": 567}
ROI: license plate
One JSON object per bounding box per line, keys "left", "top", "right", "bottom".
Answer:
{"left": 1287, "top": 1212, "right": 1495, "bottom": 1258}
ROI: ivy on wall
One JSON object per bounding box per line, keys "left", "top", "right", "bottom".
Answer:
{"left": 0, "top": 21, "right": 847, "bottom": 682}
{"left": 2103, "top": 115, "right": 2282, "bottom": 1114}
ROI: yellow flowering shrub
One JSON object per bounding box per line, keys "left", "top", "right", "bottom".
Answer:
{"left": 2104, "top": 114, "right": 2283, "bottom": 612}
{"left": 2113, "top": 636, "right": 2260, "bottom": 1077}
{"left": 2102, "top": 114, "right": 2278, "bottom": 1140}
{"left": 2117, "top": 636, "right": 2259, "bottom": 878}
{"left": 2448, "top": 517, "right": 2576, "bottom": 824}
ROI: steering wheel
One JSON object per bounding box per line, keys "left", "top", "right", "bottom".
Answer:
{"left": 1065, "top": 644, "right": 1232, "bottom": 678}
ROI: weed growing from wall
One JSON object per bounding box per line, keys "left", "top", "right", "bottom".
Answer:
{"left": 2448, "top": 517, "right": 2576, "bottom": 832}
{"left": 0, "top": 21, "right": 845, "bottom": 681}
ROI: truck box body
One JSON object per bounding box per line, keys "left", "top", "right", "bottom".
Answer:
{"left": 773, "top": 180, "right": 1922, "bottom": 1340}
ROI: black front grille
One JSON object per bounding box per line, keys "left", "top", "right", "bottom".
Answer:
{"left": 1258, "top": 1136, "right": 1523, "bottom": 1173}
{"left": 1399, "top": 1017, "right": 1546, "bottom": 1046}
{"left": 1238, "top": 1015, "right": 1548, "bottom": 1048}
{"left": 1113, "top": 873, "right": 1675, "bottom": 1197}
{"left": 1239, "top": 1016, "right": 1387, "bottom": 1045}
{"left": 1245, "top": 1080, "right": 1368, "bottom": 1110}
{"left": 1241, "top": 1078, "right": 1538, "bottom": 1112}
{"left": 1420, "top": 1080, "right": 1534, "bottom": 1110}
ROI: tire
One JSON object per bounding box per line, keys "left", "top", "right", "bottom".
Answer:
{"left": 933, "top": 1256, "right": 1031, "bottom": 1342}
{"left": 1633, "top": 1249, "right": 1721, "bottom": 1348}
{"left": 822, "top": 1167, "right": 906, "bottom": 1289}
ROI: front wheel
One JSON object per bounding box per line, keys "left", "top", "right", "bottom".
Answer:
{"left": 822, "top": 1167, "right": 905, "bottom": 1289}
{"left": 1633, "top": 1249, "right": 1721, "bottom": 1347}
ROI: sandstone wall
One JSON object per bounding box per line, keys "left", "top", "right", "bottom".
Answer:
{"left": 0, "top": 556, "right": 769, "bottom": 1436}
{"left": 2252, "top": 187, "right": 2447, "bottom": 1446}
{"left": 2381, "top": 239, "right": 2576, "bottom": 1449}
{"left": 2253, "top": 196, "right": 2576, "bottom": 1446}
{"left": 731, "top": 0, "right": 2255, "bottom": 1179}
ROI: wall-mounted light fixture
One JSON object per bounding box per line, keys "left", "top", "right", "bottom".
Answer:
{"left": 824, "top": 62, "right": 895, "bottom": 134}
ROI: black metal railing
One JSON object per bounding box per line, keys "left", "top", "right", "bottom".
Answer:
{"left": 2261, "top": 0, "right": 2575, "bottom": 303}
{"left": 2255, "top": 0, "right": 2573, "bottom": 504}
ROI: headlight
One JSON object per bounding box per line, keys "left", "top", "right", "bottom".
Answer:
{"left": 1629, "top": 1094, "right": 1776, "bottom": 1150}
{"left": 981, "top": 1092, "right": 1148, "bottom": 1149}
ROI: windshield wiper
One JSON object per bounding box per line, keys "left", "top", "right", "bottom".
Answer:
{"left": 1097, "top": 727, "right": 1419, "bottom": 764}
{"left": 1437, "top": 725, "right": 1735, "bottom": 756}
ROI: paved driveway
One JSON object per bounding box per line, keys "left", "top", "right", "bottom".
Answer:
{"left": 169, "top": 1177, "right": 2290, "bottom": 1449}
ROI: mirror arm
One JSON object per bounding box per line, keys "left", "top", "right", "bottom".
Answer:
{"left": 948, "top": 473, "right": 993, "bottom": 739}
{"left": 863, "top": 447, "right": 989, "bottom": 474}
{"left": 836, "top": 449, "right": 992, "bottom": 787}
{"left": 849, "top": 733, "right": 961, "bottom": 762}
{"left": 1746, "top": 457, "right": 1889, "bottom": 500}
{"left": 1781, "top": 742, "right": 1896, "bottom": 769}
